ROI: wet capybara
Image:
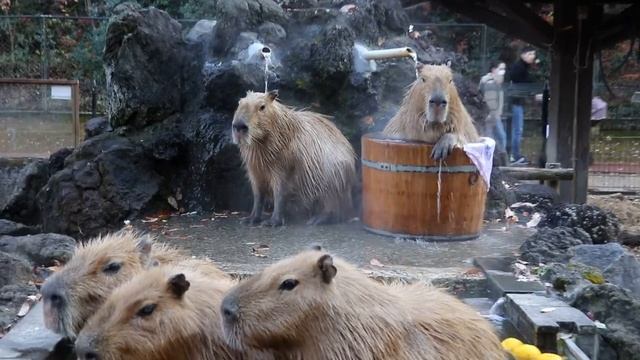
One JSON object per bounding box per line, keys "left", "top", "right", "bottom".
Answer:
{"left": 75, "top": 264, "right": 242, "bottom": 360}
{"left": 383, "top": 62, "right": 479, "bottom": 160}
{"left": 220, "top": 250, "right": 505, "bottom": 360}
{"left": 231, "top": 90, "right": 357, "bottom": 227}
{"left": 41, "top": 228, "right": 228, "bottom": 339}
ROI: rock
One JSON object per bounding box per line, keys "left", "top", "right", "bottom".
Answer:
{"left": 48, "top": 147, "right": 73, "bottom": 175}
{"left": 572, "top": 284, "right": 640, "bottom": 360}
{"left": 258, "top": 21, "right": 287, "bottom": 44}
{"left": 104, "top": 5, "right": 185, "bottom": 128}
{"left": 571, "top": 243, "right": 640, "bottom": 298}
{"left": 0, "top": 233, "right": 76, "bottom": 267}
{"left": 37, "top": 134, "right": 162, "bottom": 239}
{"left": 84, "top": 116, "right": 113, "bottom": 139}
{"left": 0, "top": 283, "right": 38, "bottom": 330}
{"left": 620, "top": 225, "right": 640, "bottom": 246}
{"left": 519, "top": 226, "right": 592, "bottom": 264}
{"left": 485, "top": 168, "right": 516, "bottom": 220}
{"left": 0, "top": 158, "right": 49, "bottom": 225}
{"left": 540, "top": 262, "right": 605, "bottom": 298}
{"left": 0, "top": 219, "right": 39, "bottom": 237}
{"left": 512, "top": 183, "right": 559, "bottom": 214}
{"left": 212, "top": 0, "right": 286, "bottom": 55}
{"left": 0, "top": 252, "right": 32, "bottom": 288}
{"left": 185, "top": 19, "right": 217, "bottom": 44}
{"left": 539, "top": 204, "right": 620, "bottom": 244}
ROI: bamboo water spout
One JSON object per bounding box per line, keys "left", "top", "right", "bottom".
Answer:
{"left": 353, "top": 43, "right": 417, "bottom": 73}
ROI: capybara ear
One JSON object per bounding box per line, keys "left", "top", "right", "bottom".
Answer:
{"left": 135, "top": 234, "right": 153, "bottom": 260}
{"left": 317, "top": 254, "right": 337, "bottom": 284}
{"left": 168, "top": 273, "right": 190, "bottom": 298}
{"left": 415, "top": 61, "right": 425, "bottom": 72}
{"left": 267, "top": 89, "right": 279, "bottom": 102}
{"left": 309, "top": 244, "right": 323, "bottom": 251}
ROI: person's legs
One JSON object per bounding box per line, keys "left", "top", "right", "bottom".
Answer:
{"left": 494, "top": 116, "right": 507, "bottom": 153}
{"left": 511, "top": 104, "right": 524, "bottom": 160}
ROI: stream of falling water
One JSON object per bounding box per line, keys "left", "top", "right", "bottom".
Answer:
{"left": 436, "top": 159, "right": 442, "bottom": 223}
{"left": 263, "top": 51, "right": 272, "bottom": 93}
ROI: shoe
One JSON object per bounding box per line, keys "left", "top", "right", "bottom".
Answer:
{"left": 510, "top": 157, "right": 529, "bottom": 165}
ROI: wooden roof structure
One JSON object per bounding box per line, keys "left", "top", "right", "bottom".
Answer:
{"left": 404, "top": 0, "right": 639, "bottom": 203}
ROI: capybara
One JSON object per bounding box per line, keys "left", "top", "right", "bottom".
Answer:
{"left": 231, "top": 90, "right": 357, "bottom": 227}
{"left": 75, "top": 264, "right": 243, "bottom": 360}
{"left": 41, "top": 228, "right": 228, "bottom": 339}
{"left": 383, "top": 62, "right": 479, "bottom": 160}
{"left": 220, "top": 250, "right": 505, "bottom": 360}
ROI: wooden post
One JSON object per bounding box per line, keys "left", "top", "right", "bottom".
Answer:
{"left": 547, "top": 0, "right": 578, "bottom": 202}
{"left": 572, "top": 5, "right": 601, "bottom": 204}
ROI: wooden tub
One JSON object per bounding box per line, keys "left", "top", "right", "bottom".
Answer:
{"left": 361, "top": 132, "right": 486, "bottom": 241}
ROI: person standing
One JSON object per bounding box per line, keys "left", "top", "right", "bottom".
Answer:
{"left": 479, "top": 61, "right": 508, "bottom": 164}
{"left": 507, "top": 47, "right": 537, "bottom": 165}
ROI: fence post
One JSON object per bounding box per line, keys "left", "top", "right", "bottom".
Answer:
{"left": 73, "top": 80, "right": 81, "bottom": 146}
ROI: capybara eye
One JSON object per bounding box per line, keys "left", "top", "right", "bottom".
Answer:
{"left": 420, "top": 77, "right": 426, "bottom": 83}
{"left": 278, "top": 279, "right": 299, "bottom": 291}
{"left": 103, "top": 262, "right": 122, "bottom": 274}
{"left": 259, "top": 104, "right": 266, "bottom": 111}
{"left": 137, "top": 304, "right": 157, "bottom": 317}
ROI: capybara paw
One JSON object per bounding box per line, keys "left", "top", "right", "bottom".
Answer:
{"left": 240, "top": 216, "right": 261, "bottom": 226}
{"left": 431, "top": 136, "right": 456, "bottom": 160}
{"left": 261, "top": 217, "right": 284, "bottom": 227}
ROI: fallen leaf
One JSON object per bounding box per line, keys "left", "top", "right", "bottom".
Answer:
{"left": 510, "top": 202, "right": 537, "bottom": 208}
{"left": 251, "top": 244, "right": 270, "bottom": 257}
{"left": 231, "top": 211, "right": 239, "bottom": 215}
{"left": 17, "top": 302, "right": 31, "bottom": 317}
{"left": 526, "top": 213, "right": 542, "bottom": 228}
{"left": 123, "top": 220, "right": 131, "bottom": 226}
{"left": 167, "top": 196, "right": 179, "bottom": 210}
{"left": 142, "top": 217, "right": 159, "bottom": 223}
{"left": 540, "top": 307, "right": 556, "bottom": 313}
{"left": 369, "top": 258, "right": 384, "bottom": 267}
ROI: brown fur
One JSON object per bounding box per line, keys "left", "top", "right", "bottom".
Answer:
{"left": 232, "top": 91, "right": 357, "bottom": 226}
{"left": 75, "top": 264, "right": 242, "bottom": 360}
{"left": 383, "top": 64, "right": 479, "bottom": 154}
{"left": 41, "top": 228, "right": 228, "bottom": 339}
{"left": 221, "top": 250, "right": 505, "bottom": 360}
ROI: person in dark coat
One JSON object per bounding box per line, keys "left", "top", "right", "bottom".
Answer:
{"left": 507, "top": 47, "right": 536, "bottom": 164}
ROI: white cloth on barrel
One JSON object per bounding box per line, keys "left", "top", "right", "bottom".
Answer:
{"left": 462, "top": 137, "right": 495, "bottom": 191}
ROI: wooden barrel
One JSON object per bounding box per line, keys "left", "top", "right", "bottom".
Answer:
{"left": 361, "top": 132, "right": 486, "bottom": 241}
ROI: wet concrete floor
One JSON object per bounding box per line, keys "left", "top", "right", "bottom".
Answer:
{"left": 137, "top": 213, "right": 532, "bottom": 275}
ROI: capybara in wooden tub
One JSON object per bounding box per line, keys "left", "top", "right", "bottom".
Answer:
{"left": 383, "top": 62, "right": 479, "bottom": 160}
{"left": 220, "top": 250, "right": 505, "bottom": 360}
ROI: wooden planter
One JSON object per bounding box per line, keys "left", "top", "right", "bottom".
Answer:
{"left": 361, "top": 132, "right": 486, "bottom": 241}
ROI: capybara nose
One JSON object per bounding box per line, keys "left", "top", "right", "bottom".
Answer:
{"left": 76, "top": 335, "right": 100, "bottom": 360}
{"left": 232, "top": 122, "right": 249, "bottom": 133}
{"left": 221, "top": 297, "right": 239, "bottom": 322}
{"left": 429, "top": 96, "right": 447, "bottom": 107}
{"left": 41, "top": 277, "right": 65, "bottom": 308}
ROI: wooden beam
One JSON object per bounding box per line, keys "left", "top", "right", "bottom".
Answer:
{"left": 433, "top": 0, "right": 551, "bottom": 48}
{"left": 595, "top": 4, "right": 640, "bottom": 48}
{"left": 546, "top": 0, "right": 578, "bottom": 202}
{"left": 489, "top": 0, "right": 554, "bottom": 43}
{"left": 572, "top": 5, "right": 601, "bottom": 204}
{"left": 498, "top": 167, "right": 574, "bottom": 181}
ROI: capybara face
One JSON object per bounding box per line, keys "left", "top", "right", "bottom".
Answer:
{"left": 221, "top": 250, "right": 337, "bottom": 351}
{"left": 41, "top": 230, "right": 154, "bottom": 339}
{"left": 416, "top": 63, "right": 454, "bottom": 125}
{"left": 232, "top": 90, "right": 279, "bottom": 146}
{"left": 75, "top": 267, "right": 193, "bottom": 360}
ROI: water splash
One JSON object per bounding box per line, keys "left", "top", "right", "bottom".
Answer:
{"left": 436, "top": 159, "right": 442, "bottom": 223}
